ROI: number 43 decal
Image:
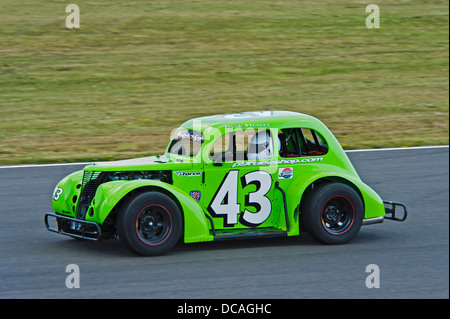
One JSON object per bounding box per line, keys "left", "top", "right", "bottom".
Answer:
{"left": 207, "top": 170, "right": 272, "bottom": 227}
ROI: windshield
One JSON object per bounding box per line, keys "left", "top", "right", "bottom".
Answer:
{"left": 168, "top": 129, "right": 204, "bottom": 157}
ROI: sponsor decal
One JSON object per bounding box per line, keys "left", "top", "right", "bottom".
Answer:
{"left": 232, "top": 157, "right": 323, "bottom": 168}
{"left": 175, "top": 172, "right": 202, "bottom": 177}
{"left": 225, "top": 123, "right": 271, "bottom": 130}
{"left": 175, "top": 130, "right": 204, "bottom": 142}
{"left": 190, "top": 190, "right": 201, "bottom": 202}
{"left": 278, "top": 167, "right": 293, "bottom": 179}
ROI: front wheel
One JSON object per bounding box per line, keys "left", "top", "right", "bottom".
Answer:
{"left": 302, "top": 182, "right": 363, "bottom": 245}
{"left": 117, "top": 192, "right": 182, "bottom": 256}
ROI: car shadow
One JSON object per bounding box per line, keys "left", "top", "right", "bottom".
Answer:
{"left": 46, "top": 230, "right": 383, "bottom": 258}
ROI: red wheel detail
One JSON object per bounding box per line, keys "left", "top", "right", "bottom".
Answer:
{"left": 135, "top": 204, "right": 173, "bottom": 246}
{"left": 320, "top": 195, "right": 355, "bottom": 235}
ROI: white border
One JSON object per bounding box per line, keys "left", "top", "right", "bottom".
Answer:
{"left": 0, "top": 145, "right": 448, "bottom": 169}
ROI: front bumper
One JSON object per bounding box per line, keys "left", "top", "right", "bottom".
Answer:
{"left": 363, "top": 201, "right": 408, "bottom": 226}
{"left": 44, "top": 213, "right": 101, "bottom": 241}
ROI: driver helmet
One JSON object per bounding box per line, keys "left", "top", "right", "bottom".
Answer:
{"left": 247, "top": 131, "right": 273, "bottom": 160}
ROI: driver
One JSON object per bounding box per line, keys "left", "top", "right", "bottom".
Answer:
{"left": 247, "top": 131, "right": 274, "bottom": 160}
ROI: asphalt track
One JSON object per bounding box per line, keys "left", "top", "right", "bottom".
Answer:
{"left": 0, "top": 147, "right": 448, "bottom": 299}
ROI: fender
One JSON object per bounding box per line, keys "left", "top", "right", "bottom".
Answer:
{"left": 51, "top": 170, "right": 83, "bottom": 218}
{"left": 86, "top": 179, "right": 214, "bottom": 243}
{"left": 282, "top": 164, "right": 385, "bottom": 236}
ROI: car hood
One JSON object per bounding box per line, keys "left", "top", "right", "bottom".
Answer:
{"left": 83, "top": 154, "right": 194, "bottom": 172}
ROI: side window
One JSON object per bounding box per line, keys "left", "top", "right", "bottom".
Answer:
{"left": 300, "top": 128, "right": 328, "bottom": 156}
{"left": 210, "top": 129, "right": 273, "bottom": 162}
{"left": 278, "top": 128, "right": 328, "bottom": 158}
{"left": 278, "top": 128, "right": 301, "bottom": 158}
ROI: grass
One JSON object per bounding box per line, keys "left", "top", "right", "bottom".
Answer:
{"left": 0, "top": 0, "right": 448, "bottom": 165}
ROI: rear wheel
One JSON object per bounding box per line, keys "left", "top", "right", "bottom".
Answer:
{"left": 302, "top": 182, "right": 363, "bottom": 245}
{"left": 117, "top": 192, "right": 182, "bottom": 256}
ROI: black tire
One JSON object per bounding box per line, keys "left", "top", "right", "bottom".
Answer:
{"left": 302, "top": 182, "right": 363, "bottom": 245}
{"left": 117, "top": 192, "right": 182, "bottom": 256}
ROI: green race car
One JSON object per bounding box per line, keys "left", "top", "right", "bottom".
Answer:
{"left": 45, "top": 111, "right": 407, "bottom": 256}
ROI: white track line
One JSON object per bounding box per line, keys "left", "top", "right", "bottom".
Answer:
{"left": 0, "top": 145, "right": 448, "bottom": 169}
{"left": 0, "top": 162, "right": 89, "bottom": 169}
{"left": 344, "top": 145, "right": 449, "bottom": 153}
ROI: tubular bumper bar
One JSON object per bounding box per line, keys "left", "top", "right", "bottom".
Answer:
{"left": 383, "top": 201, "right": 408, "bottom": 222}
{"left": 44, "top": 213, "right": 101, "bottom": 241}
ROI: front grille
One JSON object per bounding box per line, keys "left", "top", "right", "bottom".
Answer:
{"left": 77, "top": 171, "right": 110, "bottom": 219}
{"left": 76, "top": 170, "right": 173, "bottom": 220}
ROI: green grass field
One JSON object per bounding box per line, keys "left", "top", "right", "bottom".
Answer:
{"left": 0, "top": 0, "right": 448, "bottom": 165}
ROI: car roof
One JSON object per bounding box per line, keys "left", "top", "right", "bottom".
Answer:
{"left": 179, "top": 111, "right": 320, "bottom": 131}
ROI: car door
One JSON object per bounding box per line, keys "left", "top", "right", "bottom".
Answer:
{"left": 203, "top": 129, "right": 278, "bottom": 231}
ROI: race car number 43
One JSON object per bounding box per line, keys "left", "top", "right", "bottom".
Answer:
{"left": 207, "top": 170, "right": 272, "bottom": 227}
